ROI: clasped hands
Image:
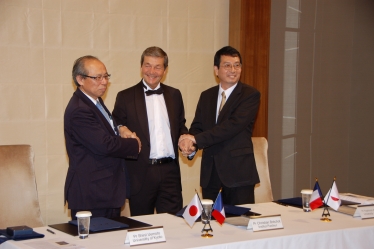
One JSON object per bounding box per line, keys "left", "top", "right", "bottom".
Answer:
{"left": 178, "top": 134, "right": 196, "bottom": 157}
{"left": 118, "top": 126, "right": 141, "bottom": 153}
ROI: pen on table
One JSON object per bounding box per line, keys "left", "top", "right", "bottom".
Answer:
{"left": 46, "top": 229, "right": 55, "bottom": 234}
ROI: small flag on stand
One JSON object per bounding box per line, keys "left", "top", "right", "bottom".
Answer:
{"left": 310, "top": 179, "right": 324, "bottom": 210}
{"left": 323, "top": 180, "right": 341, "bottom": 211}
{"left": 183, "top": 194, "right": 203, "bottom": 227}
{"left": 212, "top": 191, "right": 226, "bottom": 225}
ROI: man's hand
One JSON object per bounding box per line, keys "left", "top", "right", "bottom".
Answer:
{"left": 119, "top": 126, "right": 133, "bottom": 138}
{"left": 178, "top": 134, "right": 196, "bottom": 157}
{"left": 131, "top": 132, "right": 142, "bottom": 153}
{"left": 119, "top": 126, "right": 141, "bottom": 153}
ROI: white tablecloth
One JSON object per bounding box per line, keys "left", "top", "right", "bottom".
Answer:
{"left": 1, "top": 202, "right": 374, "bottom": 249}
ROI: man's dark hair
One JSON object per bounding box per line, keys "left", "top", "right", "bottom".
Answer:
{"left": 72, "top": 55, "right": 99, "bottom": 87}
{"left": 141, "top": 46, "right": 168, "bottom": 69}
{"left": 214, "top": 46, "right": 242, "bottom": 68}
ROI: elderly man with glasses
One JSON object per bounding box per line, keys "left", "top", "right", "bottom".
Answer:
{"left": 64, "top": 55, "right": 141, "bottom": 220}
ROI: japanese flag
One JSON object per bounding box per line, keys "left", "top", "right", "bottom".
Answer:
{"left": 183, "top": 194, "right": 203, "bottom": 227}
{"left": 324, "top": 181, "right": 341, "bottom": 211}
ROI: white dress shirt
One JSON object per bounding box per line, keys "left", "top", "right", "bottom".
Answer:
{"left": 143, "top": 80, "right": 175, "bottom": 159}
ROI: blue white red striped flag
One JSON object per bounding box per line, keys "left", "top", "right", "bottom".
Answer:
{"left": 212, "top": 192, "right": 226, "bottom": 225}
{"left": 310, "top": 181, "right": 324, "bottom": 210}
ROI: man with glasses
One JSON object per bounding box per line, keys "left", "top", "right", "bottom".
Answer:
{"left": 64, "top": 55, "right": 141, "bottom": 219}
{"left": 179, "top": 46, "right": 261, "bottom": 205}
{"left": 112, "top": 47, "right": 188, "bottom": 216}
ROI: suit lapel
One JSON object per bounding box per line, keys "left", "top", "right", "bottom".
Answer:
{"left": 217, "top": 82, "right": 242, "bottom": 124}
{"left": 75, "top": 89, "right": 116, "bottom": 135}
{"left": 134, "top": 82, "right": 151, "bottom": 143}
{"left": 209, "top": 86, "right": 219, "bottom": 127}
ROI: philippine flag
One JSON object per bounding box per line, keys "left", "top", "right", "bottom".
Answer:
{"left": 309, "top": 181, "right": 324, "bottom": 210}
{"left": 212, "top": 192, "right": 226, "bottom": 225}
{"left": 183, "top": 194, "right": 203, "bottom": 227}
{"left": 323, "top": 181, "right": 341, "bottom": 211}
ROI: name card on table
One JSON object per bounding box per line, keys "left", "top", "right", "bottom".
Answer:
{"left": 125, "top": 226, "right": 166, "bottom": 246}
{"left": 354, "top": 204, "right": 374, "bottom": 219}
{"left": 247, "top": 215, "right": 284, "bottom": 232}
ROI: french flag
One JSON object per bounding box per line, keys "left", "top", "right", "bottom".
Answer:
{"left": 310, "top": 181, "right": 324, "bottom": 210}
{"left": 212, "top": 192, "right": 226, "bottom": 225}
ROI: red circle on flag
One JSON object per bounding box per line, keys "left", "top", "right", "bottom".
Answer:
{"left": 189, "top": 205, "right": 198, "bottom": 216}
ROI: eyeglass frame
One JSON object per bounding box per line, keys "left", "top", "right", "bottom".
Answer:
{"left": 80, "top": 74, "right": 111, "bottom": 81}
{"left": 220, "top": 63, "right": 242, "bottom": 71}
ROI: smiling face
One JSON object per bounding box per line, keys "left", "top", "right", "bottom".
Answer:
{"left": 214, "top": 55, "right": 242, "bottom": 90}
{"left": 77, "top": 59, "right": 109, "bottom": 100}
{"left": 141, "top": 56, "right": 166, "bottom": 89}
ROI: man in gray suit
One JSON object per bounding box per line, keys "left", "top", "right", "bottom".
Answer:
{"left": 179, "top": 46, "right": 260, "bottom": 205}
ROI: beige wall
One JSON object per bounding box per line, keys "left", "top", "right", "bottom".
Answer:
{"left": 0, "top": 0, "right": 229, "bottom": 225}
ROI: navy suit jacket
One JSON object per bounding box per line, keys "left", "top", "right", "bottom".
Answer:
{"left": 112, "top": 81, "right": 188, "bottom": 195}
{"left": 64, "top": 88, "right": 138, "bottom": 210}
{"left": 189, "top": 82, "right": 261, "bottom": 188}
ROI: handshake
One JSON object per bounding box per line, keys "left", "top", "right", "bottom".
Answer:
{"left": 178, "top": 134, "right": 197, "bottom": 157}
{"left": 118, "top": 126, "right": 197, "bottom": 157}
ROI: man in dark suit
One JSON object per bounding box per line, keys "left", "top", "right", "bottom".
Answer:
{"left": 112, "top": 47, "right": 188, "bottom": 216}
{"left": 179, "top": 46, "right": 261, "bottom": 205}
{"left": 64, "top": 55, "right": 140, "bottom": 220}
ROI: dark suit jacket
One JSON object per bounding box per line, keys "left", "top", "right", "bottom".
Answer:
{"left": 189, "top": 82, "right": 261, "bottom": 188}
{"left": 112, "top": 81, "right": 188, "bottom": 195}
{"left": 64, "top": 89, "right": 138, "bottom": 210}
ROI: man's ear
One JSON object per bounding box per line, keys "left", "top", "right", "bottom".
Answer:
{"left": 76, "top": 75, "right": 84, "bottom": 86}
{"left": 214, "top": 66, "right": 219, "bottom": 77}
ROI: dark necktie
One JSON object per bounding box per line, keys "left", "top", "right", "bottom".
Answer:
{"left": 145, "top": 87, "right": 164, "bottom": 96}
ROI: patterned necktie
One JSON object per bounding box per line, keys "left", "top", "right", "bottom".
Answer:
{"left": 219, "top": 91, "right": 226, "bottom": 113}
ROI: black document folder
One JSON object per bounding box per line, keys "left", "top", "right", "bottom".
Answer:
{"left": 68, "top": 217, "right": 128, "bottom": 232}
{"left": 275, "top": 197, "right": 360, "bottom": 209}
{"left": 176, "top": 204, "right": 261, "bottom": 219}
{"left": 49, "top": 216, "right": 151, "bottom": 236}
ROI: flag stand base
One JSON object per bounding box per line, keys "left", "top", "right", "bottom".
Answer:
{"left": 201, "top": 233, "right": 213, "bottom": 238}
{"left": 320, "top": 217, "right": 332, "bottom": 222}
{"left": 201, "top": 222, "right": 213, "bottom": 238}
{"left": 320, "top": 206, "right": 332, "bottom": 222}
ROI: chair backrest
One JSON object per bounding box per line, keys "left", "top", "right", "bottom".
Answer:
{"left": 252, "top": 137, "right": 274, "bottom": 203}
{"left": 0, "top": 145, "right": 44, "bottom": 228}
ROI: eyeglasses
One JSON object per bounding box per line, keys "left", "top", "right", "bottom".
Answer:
{"left": 221, "top": 63, "right": 242, "bottom": 71}
{"left": 81, "top": 74, "right": 111, "bottom": 81}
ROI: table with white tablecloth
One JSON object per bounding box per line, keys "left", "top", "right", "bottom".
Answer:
{"left": 1, "top": 202, "right": 374, "bottom": 249}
